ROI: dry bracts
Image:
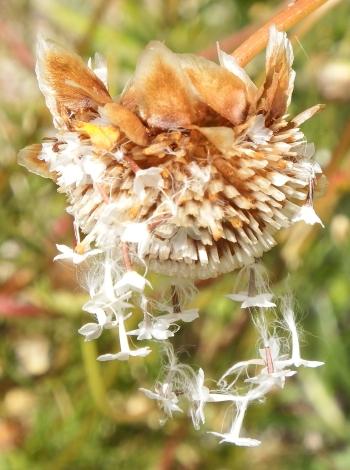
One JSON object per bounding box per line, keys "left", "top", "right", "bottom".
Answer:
{"left": 20, "top": 29, "right": 322, "bottom": 279}
{"left": 19, "top": 26, "right": 324, "bottom": 446}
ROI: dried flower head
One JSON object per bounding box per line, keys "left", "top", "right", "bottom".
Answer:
{"left": 19, "top": 26, "right": 323, "bottom": 280}
{"left": 18, "top": 26, "right": 325, "bottom": 447}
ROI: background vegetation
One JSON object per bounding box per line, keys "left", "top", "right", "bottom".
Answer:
{"left": 1, "top": 0, "right": 350, "bottom": 468}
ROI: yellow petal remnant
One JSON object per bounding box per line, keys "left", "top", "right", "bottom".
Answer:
{"left": 75, "top": 122, "right": 120, "bottom": 152}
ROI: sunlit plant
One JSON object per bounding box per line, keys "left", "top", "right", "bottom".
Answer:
{"left": 19, "top": 0, "right": 326, "bottom": 446}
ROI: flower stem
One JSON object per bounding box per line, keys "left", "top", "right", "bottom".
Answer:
{"left": 95, "top": 183, "right": 110, "bottom": 204}
{"left": 123, "top": 154, "right": 141, "bottom": 173}
{"left": 247, "top": 266, "right": 256, "bottom": 297}
{"left": 231, "top": 0, "right": 328, "bottom": 67}
{"left": 171, "top": 285, "right": 181, "bottom": 313}
{"left": 264, "top": 347, "right": 275, "bottom": 374}
{"left": 121, "top": 242, "right": 132, "bottom": 271}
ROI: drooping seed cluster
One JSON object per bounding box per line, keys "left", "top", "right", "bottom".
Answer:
{"left": 19, "top": 26, "right": 324, "bottom": 446}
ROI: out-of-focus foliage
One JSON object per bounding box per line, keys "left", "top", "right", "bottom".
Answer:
{"left": 1, "top": 1, "right": 350, "bottom": 469}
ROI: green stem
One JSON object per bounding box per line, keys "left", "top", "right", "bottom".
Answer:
{"left": 81, "top": 340, "right": 113, "bottom": 416}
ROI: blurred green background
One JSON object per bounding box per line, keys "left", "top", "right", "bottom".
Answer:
{"left": 1, "top": 0, "right": 350, "bottom": 469}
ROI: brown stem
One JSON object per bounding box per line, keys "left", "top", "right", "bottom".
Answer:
{"left": 200, "top": 1, "right": 290, "bottom": 61}
{"left": 264, "top": 346, "right": 275, "bottom": 374}
{"left": 121, "top": 243, "right": 132, "bottom": 271}
{"left": 200, "top": 23, "right": 257, "bottom": 60}
{"left": 231, "top": 0, "right": 328, "bottom": 67}
{"left": 95, "top": 183, "right": 110, "bottom": 204}
{"left": 247, "top": 267, "right": 256, "bottom": 297}
{"left": 171, "top": 286, "right": 181, "bottom": 314}
{"left": 123, "top": 155, "right": 141, "bottom": 174}
{"left": 147, "top": 214, "right": 171, "bottom": 232}
{"left": 292, "top": 0, "right": 343, "bottom": 39}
